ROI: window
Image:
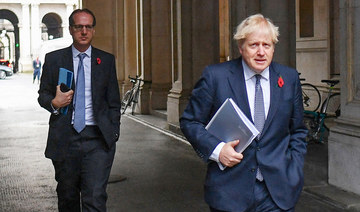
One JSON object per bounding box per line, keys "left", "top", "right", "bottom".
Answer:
{"left": 299, "top": 0, "right": 314, "bottom": 37}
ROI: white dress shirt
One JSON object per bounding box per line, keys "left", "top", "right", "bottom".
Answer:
{"left": 209, "top": 59, "right": 270, "bottom": 170}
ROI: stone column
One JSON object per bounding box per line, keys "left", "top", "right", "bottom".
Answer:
{"left": 167, "top": 0, "right": 219, "bottom": 132}
{"left": 328, "top": 0, "right": 360, "bottom": 195}
{"left": 123, "top": 0, "right": 138, "bottom": 85}
{"left": 137, "top": 0, "right": 151, "bottom": 114}
{"left": 31, "top": 3, "right": 41, "bottom": 57}
{"left": 19, "top": 3, "right": 32, "bottom": 72}
{"left": 64, "top": 3, "right": 74, "bottom": 38}
{"left": 149, "top": 0, "right": 172, "bottom": 111}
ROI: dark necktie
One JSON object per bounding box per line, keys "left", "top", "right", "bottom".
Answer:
{"left": 254, "top": 74, "right": 265, "bottom": 181}
{"left": 73, "top": 53, "right": 86, "bottom": 133}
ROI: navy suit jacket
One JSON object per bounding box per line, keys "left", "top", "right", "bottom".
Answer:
{"left": 180, "top": 58, "right": 307, "bottom": 211}
{"left": 38, "top": 46, "right": 121, "bottom": 161}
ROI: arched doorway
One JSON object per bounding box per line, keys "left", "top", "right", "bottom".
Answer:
{"left": 42, "top": 13, "right": 63, "bottom": 40}
{"left": 0, "top": 9, "right": 19, "bottom": 73}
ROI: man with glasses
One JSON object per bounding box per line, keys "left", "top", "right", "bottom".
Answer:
{"left": 38, "top": 9, "right": 121, "bottom": 211}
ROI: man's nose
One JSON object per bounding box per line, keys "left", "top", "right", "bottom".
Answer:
{"left": 257, "top": 46, "right": 265, "bottom": 55}
{"left": 81, "top": 26, "right": 87, "bottom": 33}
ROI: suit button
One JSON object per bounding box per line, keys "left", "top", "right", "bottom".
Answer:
{"left": 251, "top": 168, "right": 256, "bottom": 172}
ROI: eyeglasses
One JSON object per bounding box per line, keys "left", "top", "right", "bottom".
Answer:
{"left": 71, "top": 25, "right": 94, "bottom": 31}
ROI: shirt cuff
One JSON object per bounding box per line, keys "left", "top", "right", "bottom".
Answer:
{"left": 209, "top": 142, "right": 226, "bottom": 170}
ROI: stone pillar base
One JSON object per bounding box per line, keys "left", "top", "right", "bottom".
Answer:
{"left": 139, "top": 83, "right": 151, "bottom": 114}
{"left": 167, "top": 91, "right": 188, "bottom": 129}
{"left": 150, "top": 83, "right": 171, "bottom": 111}
{"left": 328, "top": 117, "right": 360, "bottom": 195}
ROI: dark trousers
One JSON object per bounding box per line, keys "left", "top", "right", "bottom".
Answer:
{"left": 52, "top": 126, "right": 115, "bottom": 212}
{"left": 33, "top": 69, "right": 40, "bottom": 81}
{"left": 210, "top": 180, "right": 295, "bottom": 212}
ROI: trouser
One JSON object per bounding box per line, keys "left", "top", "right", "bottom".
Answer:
{"left": 33, "top": 70, "right": 40, "bottom": 81}
{"left": 52, "top": 126, "right": 115, "bottom": 212}
{"left": 210, "top": 180, "right": 295, "bottom": 212}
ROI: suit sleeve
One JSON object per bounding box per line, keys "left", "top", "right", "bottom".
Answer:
{"left": 289, "top": 75, "right": 308, "bottom": 172}
{"left": 38, "top": 53, "right": 57, "bottom": 113}
{"left": 106, "top": 55, "right": 121, "bottom": 130}
{"left": 180, "top": 67, "right": 222, "bottom": 162}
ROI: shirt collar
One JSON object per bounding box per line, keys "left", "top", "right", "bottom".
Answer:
{"left": 72, "top": 45, "right": 92, "bottom": 58}
{"left": 242, "top": 59, "right": 269, "bottom": 81}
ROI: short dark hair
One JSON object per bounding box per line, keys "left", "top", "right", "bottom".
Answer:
{"left": 69, "top": 8, "right": 96, "bottom": 27}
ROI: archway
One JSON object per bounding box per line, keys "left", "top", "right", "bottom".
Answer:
{"left": 0, "top": 9, "right": 19, "bottom": 73}
{"left": 42, "top": 13, "right": 63, "bottom": 40}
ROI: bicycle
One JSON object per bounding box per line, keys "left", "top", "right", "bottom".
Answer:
{"left": 303, "top": 79, "right": 340, "bottom": 143}
{"left": 121, "top": 75, "right": 150, "bottom": 115}
{"left": 300, "top": 75, "right": 321, "bottom": 112}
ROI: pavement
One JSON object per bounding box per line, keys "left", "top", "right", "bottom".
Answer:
{"left": 0, "top": 73, "right": 360, "bottom": 212}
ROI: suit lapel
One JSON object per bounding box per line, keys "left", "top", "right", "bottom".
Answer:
{"left": 91, "top": 48, "right": 101, "bottom": 103}
{"left": 261, "top": 63, "right": 281, "bottom": 135}
{"left": 61, "top": 46, "right": 74, "bottom": 71}
{"left": 227, "top": 58, "right": 252, "bottom": 122}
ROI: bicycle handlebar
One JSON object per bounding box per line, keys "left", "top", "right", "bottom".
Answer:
{"left": 128, "top": 75, "right": 152, "bottom": 83}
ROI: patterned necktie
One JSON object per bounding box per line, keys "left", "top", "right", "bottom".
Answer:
{"left": 254, "top": 74, "right": 265, "bottom": 134}
{"left": 254, "top": 74, "right": 265, "bottom": 181}
{"left": 73, "top": 53, "right": 86, "bottom": 133}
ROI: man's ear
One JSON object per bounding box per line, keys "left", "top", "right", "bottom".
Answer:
{"left": 238, "top": 44, "right": 243, "bottom": 55}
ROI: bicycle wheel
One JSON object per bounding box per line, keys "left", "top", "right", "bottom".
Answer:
{"left": 121, "top": 89, "right": 134, "bottom": 114}
{"left": 131, "top": 86, "right": 140, "bottom": 115}
{"left": 321, "top": 93, "right": 340, "bottom": 117}
{"left": 301, "top": 83, "right": 321, "bottom": 112}
{"left": 322, "top": 93, "right": 340, "bottom": 131}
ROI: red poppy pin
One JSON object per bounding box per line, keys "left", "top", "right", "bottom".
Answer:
{"left": 96, "top": 57, "right": 101, "bottom": 65}
{"left": 277, "top": 76, "right": 284, "bottom": 88}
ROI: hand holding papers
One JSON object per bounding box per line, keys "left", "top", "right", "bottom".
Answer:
{"left": 58, "top": 68, "right": 73, "bottom": 114}
{"left": 206, "top": 98, "right": 259, "bottom": 153}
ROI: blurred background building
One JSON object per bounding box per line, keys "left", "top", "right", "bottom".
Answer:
{"left": 0, "top": 0, "right": 80, "bottom": 73}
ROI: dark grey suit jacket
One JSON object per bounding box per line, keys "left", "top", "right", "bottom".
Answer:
{"left": 38, "top": 46, "right": 121, "bottom": 161}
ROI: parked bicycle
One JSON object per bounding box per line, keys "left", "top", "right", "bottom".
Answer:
{"left": 121, "top": 75, "right": 150, "bottom": 115}
{"left": 303, "top": 79, "right": 340, "bottom": 143}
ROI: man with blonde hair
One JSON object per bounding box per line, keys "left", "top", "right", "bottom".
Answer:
{"left": 180, "top": 14, "right": 307, "bottom": 211}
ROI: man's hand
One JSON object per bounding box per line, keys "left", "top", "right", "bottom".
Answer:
{"left": 219, "top": 140, "right": 243, "bottom": 167}
{"left": 51, "top": 85, "right": 74, "bottom": 108}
